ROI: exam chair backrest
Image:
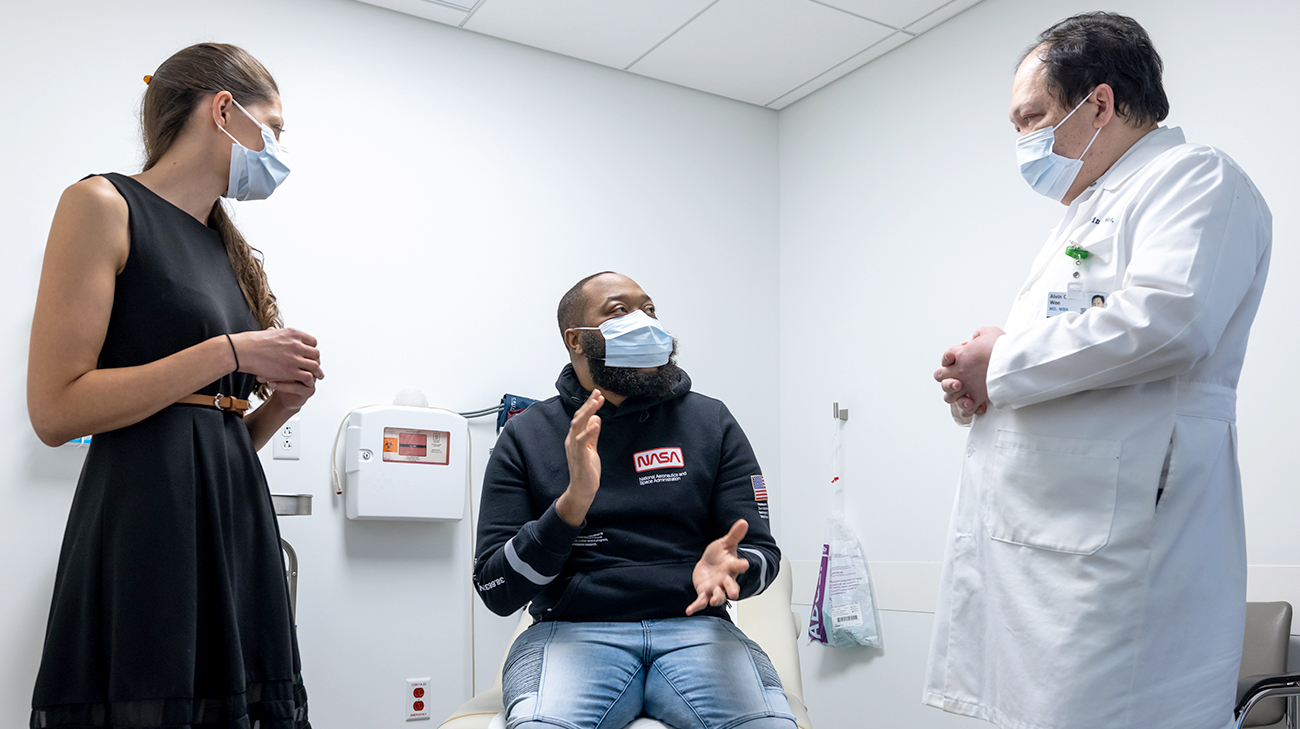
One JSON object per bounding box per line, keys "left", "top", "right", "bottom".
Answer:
{"left": 1239, "top": 601, "right": 1293, "bottom": 727}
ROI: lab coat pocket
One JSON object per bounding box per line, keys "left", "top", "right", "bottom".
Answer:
{"left": 986, "top": 429, "right": 1122, "bottom": 555}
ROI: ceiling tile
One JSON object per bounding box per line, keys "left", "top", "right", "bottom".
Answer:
{"left": 766, "top": 30, "right": 911, "bottom": 108}
{"left": 904, "top": 0, "right": 984, "bottom": 35}
{"left": 810, "top": 0, "right": 950, "bottom": 29}
{"left": 464, "top": 0, "right": 717, "bottom": 70}
{"left": 629, "top": 0, "right": 893, "bottom": 107}
{"left": 351, "top": 0, "right": 469, "bottom": 27}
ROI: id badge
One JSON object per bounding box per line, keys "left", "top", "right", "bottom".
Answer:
{"left": 1047, "top": 283, "right": 1108, "bottom": 318}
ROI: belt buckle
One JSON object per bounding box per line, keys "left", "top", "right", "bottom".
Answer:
{"left": 213, "top": 393, "right": 228, "bottom": 411}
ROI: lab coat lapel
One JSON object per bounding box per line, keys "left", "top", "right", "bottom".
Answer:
{"left": 1012, "top": 127, "right": 1186, "bottom": 303}
{"left": 1016, "top": 191, "right": 1105, "bottom": 302}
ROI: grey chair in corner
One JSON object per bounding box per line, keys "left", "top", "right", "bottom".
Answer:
{"left": 1236, "top": 601, "right": 1296, "bottom": 729}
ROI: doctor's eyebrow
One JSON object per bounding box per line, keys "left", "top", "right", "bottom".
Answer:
{"left": 603, "top": 294, "right": 650, "bottom": 307}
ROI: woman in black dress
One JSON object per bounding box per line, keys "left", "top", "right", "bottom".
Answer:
{"left": 27, "top": 43, "right": 321, "bottom": 728}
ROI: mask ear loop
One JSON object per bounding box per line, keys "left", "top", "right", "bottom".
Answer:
{"left": 230, "top": 98, "right": 269, "bottom": 132}
{"left": 217, "top": 97, "right": 274, "bottom": 150}
{"left": 1057, "top": 91, "right": 1093, "bottom": 126}
{"left": 1076, "top": 126, "right": 1102, "bottom": 161}
{"left": 1059, "top": 90, "right": 1102, "bottom": 161}
{"left": 217, "top": 122, "right": 243, "bottom": 147}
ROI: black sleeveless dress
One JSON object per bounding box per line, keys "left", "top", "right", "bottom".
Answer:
{"left": 30, "top": 173, "right": 310, "bottom": 729}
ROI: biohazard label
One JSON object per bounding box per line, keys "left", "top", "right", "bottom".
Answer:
{"left": 382, "top": 427, "right": 450, "bottom": 465}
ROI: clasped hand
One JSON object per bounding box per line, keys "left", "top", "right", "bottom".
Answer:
{"left": 231, "top": 327, "right": 324, "bottom": 412}
{"left": 934, "top": 326, "right": 1005, "bottom": 423}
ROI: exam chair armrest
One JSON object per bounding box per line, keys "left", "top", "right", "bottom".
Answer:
{"left": 735, "top": 557, "right": 813, "bottom": 729}
{"left": 1235, "top": 672, "right": 1300, "bottom": 724}
{"left": 1237, "top": 673, "right": 1300, "bottom": 707}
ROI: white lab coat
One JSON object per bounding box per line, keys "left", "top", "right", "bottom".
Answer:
{"left": 923, "top": 127, "right": 1272, "bottom": 729}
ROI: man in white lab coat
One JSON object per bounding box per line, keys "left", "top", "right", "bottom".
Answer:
{"left": 925, "top": 12, "right": 1272, "bottom": 729}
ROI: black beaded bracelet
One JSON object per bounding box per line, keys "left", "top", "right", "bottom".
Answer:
{"left": 224, "top": 333, "right": 240, "bottom": 373}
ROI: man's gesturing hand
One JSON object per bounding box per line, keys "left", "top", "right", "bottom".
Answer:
{"left": 556, "top": 389, "right": 604, "bottom": 527}
{"left": 686, "top": 519, "right": 751, "bottom": 616}
{"left": 934, "top": 327, "right": 1005, "bottom": 419}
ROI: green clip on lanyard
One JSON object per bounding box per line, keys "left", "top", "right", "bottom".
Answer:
{"left": 1065, "top": 244, "right": 1089, "bottom": 265}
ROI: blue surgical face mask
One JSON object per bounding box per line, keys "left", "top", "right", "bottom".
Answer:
{"left": 218, "top": 98, "right": 290, "bottom": 201}
{"left": 579, "top": 310, "right": 674, "bottom": 368}
{"left": 1016, "top": 91, "right": 1101, "bottom": 202}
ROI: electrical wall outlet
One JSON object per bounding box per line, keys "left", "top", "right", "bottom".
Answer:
{"left": 406, "top": 678, "right": 431, "bottom": 721}
{"left": 273, "top": 416, "right": 300, "bottom": 461}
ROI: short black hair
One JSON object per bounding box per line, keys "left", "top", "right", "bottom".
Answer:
{"left": 1024, "top": 12, "right": 1169, "bottom": 127}
{"left": 557, "top": 271, "right": 617, "bottom": 333}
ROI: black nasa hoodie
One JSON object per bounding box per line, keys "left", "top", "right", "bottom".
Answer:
{"left": 473, "top": 364, "right": 780, "bottom": 624}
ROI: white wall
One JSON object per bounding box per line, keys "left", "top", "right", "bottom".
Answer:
{"left": 778, "top": 0, "right": 1300, "bottom": 726}
{"left": 0, "top": 1, "right": 779, "bottom": 725}
{"left": 8, "top": 0, "right": 1300, "bottom": 727}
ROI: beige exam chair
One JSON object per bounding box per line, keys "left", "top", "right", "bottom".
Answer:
{"left": 441, "top": 556, "right": 812, "bottom": 729}
{"left": 1236, "top": 601, "right": 1295, "bottom": 728}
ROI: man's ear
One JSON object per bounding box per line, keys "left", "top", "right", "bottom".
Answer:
{"left": 1092, "top": 83, "right": 1117, "bottom": 129}
{"left": 564, "top": 328, "right": 584, "bottom": 355}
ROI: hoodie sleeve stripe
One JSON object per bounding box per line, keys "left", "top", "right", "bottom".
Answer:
{"left": 505, "top": 537, "right": 558, "bottom": 586}
{"left": 737, "top": 546, "right": 768, "bottom": 594}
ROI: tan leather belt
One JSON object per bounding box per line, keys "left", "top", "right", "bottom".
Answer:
{"left": 176, "top": 393, "right": 250, "bottom": 416}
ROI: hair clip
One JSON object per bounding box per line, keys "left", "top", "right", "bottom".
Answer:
{"left": 143, "top": 75, "right": 152, "bottom": 85}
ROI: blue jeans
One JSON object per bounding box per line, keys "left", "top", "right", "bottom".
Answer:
{"left": 502, "top": 616, "right": 797, "bottom": 729}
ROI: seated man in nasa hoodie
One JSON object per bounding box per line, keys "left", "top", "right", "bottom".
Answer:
{"left": 474, "top": 271, "right": 794, "bottom": 729}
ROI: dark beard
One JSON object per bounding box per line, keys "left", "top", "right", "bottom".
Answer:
{"left": 579, "top": 330, "right": 682, "bottom": 401}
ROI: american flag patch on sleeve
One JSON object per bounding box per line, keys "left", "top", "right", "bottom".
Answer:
{"left": 751, "top": 475, "right": 768, "bottom": 502}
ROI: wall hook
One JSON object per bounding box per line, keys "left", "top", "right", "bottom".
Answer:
{"left": 833, "top": 402, "right": 849, "bottom": 421}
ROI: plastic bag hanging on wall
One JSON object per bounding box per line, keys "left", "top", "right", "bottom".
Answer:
{"left": 808, "top": 405, "right": 883, "bottom": 648}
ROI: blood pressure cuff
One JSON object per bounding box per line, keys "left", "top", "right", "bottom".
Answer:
{"left": 497, "top": 394, "right": 539, "bottom": 433}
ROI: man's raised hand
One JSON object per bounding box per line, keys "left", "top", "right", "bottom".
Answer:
{"left": 556, "top": 389, "right": 604, "bottom": 527}
{"left": 686, "top": 519, "right": 751, "bottom": 616}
